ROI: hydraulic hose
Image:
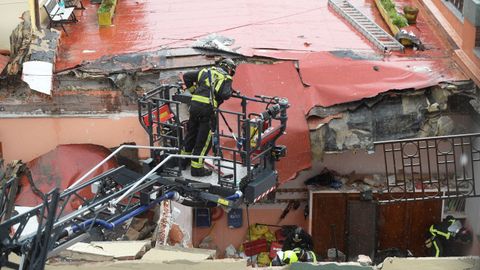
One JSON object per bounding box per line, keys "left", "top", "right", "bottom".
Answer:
{"left": 177, "top": 191, "right": 242, "bottom": 208}
{"left": 62, "top": 191, "right": 178, "bottom": 238}
{"left": 225, "top": 191, "right": 243, "bottom": 201}
{"left": 179, "top": 199, "right": 218, "bottom": 208}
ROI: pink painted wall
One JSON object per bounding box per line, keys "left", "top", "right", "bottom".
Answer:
{"left": 0, "top": 116, "right": 150, "bottom": 163}
{"left": 192, "top": 206, "right": 309, "bottom": 258}
{"left": 432, "top": 0, "right": 480, "bottom": 68}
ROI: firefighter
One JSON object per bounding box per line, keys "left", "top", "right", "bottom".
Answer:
{"left": 294, "top": 248, "right": 318, "bottom": 263}
{"left": 270, "top": 250, "right": 299, "bottom": 266}
{"left": 180, "top": 58, "right": 237, "bottom": 177}
{"left": 282, "top": 226, "right": 314, "bottom": 251}
{"left": 425, "top": 215, "right": 472, "bottom": 257}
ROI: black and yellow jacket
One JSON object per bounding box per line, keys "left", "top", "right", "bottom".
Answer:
{"left": 183, "top": 66, "right": 233, "bottom": 108}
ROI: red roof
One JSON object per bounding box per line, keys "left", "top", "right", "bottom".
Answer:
{"left": 55, "top": 0, "right": 384, "bottom": 71}
{"left": 54, "top": 0, "right": 468, "bottom": 183}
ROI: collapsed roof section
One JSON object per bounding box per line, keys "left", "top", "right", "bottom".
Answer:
{"left": 308, "top": 81, "right": 480, "bottom": 158}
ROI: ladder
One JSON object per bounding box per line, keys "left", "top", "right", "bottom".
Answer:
{"left": 328, "top": 0, "right": 404, "bottom": 52}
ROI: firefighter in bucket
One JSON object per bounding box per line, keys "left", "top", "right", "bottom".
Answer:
{"left": 180, "top": 58, "right": 237, "bottom": 177}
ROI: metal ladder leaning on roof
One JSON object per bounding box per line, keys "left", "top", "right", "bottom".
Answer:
{"left": 328, "top": 0, "right": 404, "bottom": 52}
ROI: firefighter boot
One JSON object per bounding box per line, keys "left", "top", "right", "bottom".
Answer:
{"left": 191, "top": 167, "right": 213, "bottom": 177}
{"left": 180, "top": 158, "right": 190, "bottom": 170}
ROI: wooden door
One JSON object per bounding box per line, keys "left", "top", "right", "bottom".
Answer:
{"left": 377, "top": 199, "right": 442, "bottom": 256}
{"left": 346, "top": 200, "right": 377, "bottom": 260}
{"left": 311, "top": 193, "right": 347, "bottom": 259}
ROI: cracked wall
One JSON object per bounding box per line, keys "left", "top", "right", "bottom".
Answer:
{"left": 309, "top": 82, "right": 480, "bottom": 158}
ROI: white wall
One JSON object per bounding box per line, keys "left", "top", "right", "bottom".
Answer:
{"left": 0, "top": 0, "right": 29, "bottom": 50}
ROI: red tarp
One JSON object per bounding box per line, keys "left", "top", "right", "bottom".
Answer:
{"left": 232, "top": 62, "right": 312, "bottom": 183}
{"left": 230, "top": 51, "right": 466, "bottom": 183}
{"left": 15, "top": 144, "right": 117, "bottom": 212}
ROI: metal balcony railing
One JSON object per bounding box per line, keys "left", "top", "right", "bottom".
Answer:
{"left": 374, "top": 133, "right": 480, "bottom": 203}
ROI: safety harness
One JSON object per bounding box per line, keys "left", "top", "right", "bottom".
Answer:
{"left": 190, "top": 67, "right": 232, "bottom": 108}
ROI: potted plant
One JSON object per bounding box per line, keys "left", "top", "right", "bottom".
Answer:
{"left": 97, "top": 0, "right": 117, "bottom": 26}
{"left": 376, "top": 0, "right": 408, "bottom": 34}
{"left": 403, "top": 5, "right": 419, "bottom": 24}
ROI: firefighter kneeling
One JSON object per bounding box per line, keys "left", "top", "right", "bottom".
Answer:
{"left": 425, "top": 215, "right": 472, "bottom": 257}
{"left": 270, "top": 248, "right": 318, "bottom": 266}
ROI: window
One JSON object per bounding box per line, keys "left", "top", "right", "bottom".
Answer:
{"left": 447, "top": 0, "right": 464, "bottom": 14}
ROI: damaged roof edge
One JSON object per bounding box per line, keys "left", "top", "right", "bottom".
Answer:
{"left": 309, "top": 82, "right": 480, "bottom": 155}
{"left": 306, "top": 80, "right": 477, "bottom": 118}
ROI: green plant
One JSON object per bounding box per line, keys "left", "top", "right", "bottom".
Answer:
{"left": 380, "top": 0, "right": 409, "bottom": 28}
{"left": 98, "top": 0, "right": 114, "bottom": 13}
{"left": 392, "top": 13, "right": 408, "bottom": 27}
{"left": 380, "top": 0, "right": 395, "bottom": 11}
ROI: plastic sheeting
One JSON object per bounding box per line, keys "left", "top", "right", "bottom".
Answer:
{"left": 15, "top": 144, "right": 118, "bottom": 212}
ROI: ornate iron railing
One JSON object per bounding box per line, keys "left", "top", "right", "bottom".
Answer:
{"left": 374, "top": 133, "right": 480, "bottom": 203}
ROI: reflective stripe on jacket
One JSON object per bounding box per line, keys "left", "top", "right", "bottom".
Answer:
{"left": 282, "top": 250, "right": 299, "bottom": 264}
{"left": 191, "top": 67, "right": 232, "bottom": 108}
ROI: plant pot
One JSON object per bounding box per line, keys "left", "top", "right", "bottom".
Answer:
{"left": 98, "top": 8, "right": 114, "bottom": 26}
{"left": 403, "top": 6, "right": 419, "bottom": 24}
{"left": 375, "top": 0, "right": 400, "bottom": 34}
{"left": 97, "top": 0, "right": 117, "bottom": 26}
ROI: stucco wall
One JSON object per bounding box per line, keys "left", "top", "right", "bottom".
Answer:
{"left": 0, "top": 115, "right": 150, "bottom": 163}
{"left": 0, "top": 0, "right": 29, "bottom": 50}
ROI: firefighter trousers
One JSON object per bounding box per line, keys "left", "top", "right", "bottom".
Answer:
{"left": 183, "top": 104, "right": 214, "bottom": 169}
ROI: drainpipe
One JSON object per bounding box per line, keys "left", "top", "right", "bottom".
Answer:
{"left": 29, "top": 0, "right": 40, "bottom": 31}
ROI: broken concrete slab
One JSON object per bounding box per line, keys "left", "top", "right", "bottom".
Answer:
{"left": 289, "top": 262, "right": 373, "bottom": 270}
{"left": 140, "top": 246, "right": 216, "bottom": 263}
{"left": 61, "top": 240, "right": 151, "bottom": 262}
{"left": 46, "top": 258, "right": 247, "bottom": 270}
{"left": 61, "top": 243, "right": 114, "bottom": 262}
{"left": 379, "top": 256, "right": 480, "bottom": 270}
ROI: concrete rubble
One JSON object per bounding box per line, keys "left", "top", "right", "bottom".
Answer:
{"left": 48, "top": 243, "right": 246, "bottom": 270}
{"left": 60, "top": 240, "right": 152, "bottom": 261}
{"left": 46, "top": 258, "right": 247, "bottom": 270}
{"left": 379, "top": 256, "right": 480, "bottom": 270}
{"left": 140, "top": 246, "right": 216, "bottom": 262}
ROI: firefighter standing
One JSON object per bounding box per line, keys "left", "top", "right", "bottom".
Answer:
{"left": 180, "top": 58, "right": 237, "bottom": 177}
